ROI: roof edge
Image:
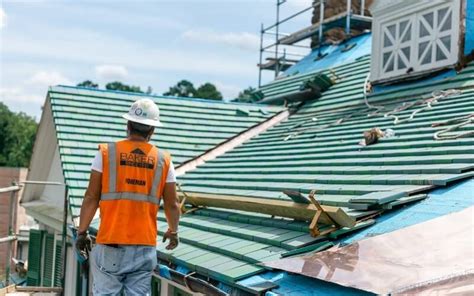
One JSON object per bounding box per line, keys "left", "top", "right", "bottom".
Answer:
{"left": 49, "top": 85, "right": 279, "bottom": 108}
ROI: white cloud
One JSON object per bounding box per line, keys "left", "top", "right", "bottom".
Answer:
{"left": 27, "top": 71, "right": 73, "bottom": 87}
{"left": 0, "top": 7, "right": 6, "bottom": 29}
{"left": 0, "top": 87, "right": 44, "bottom": 104}
{"left": 95, "top": 64, "right": 128, "bottom": 81}
{"left": 182, "top": 29, "right": 260, "bottom": 51}
{"left": 2, "top": 25, "right": 255, "bottom": 77}
{"left": 0, "top": 70, "right": 70, "bottom": 116}
{"left": 287, "top": 0, "right": 314, "bottom": 10}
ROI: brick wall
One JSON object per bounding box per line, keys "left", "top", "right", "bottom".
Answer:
{"left": 0, "top": 167, "right": 28, "bottom": 281}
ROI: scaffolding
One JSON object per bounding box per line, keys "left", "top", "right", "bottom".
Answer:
{"left": 258, "top": 0, "right": 372, "bottom": 87}
{"left": 0, "top": 185, "right": 21, "bottom": 287}
{"left": 0, "top": 181, "right": 66, "bottom": 295}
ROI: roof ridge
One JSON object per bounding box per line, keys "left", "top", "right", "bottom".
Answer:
{"left": 49, "top": 85, "right": 275, "bottom": 107}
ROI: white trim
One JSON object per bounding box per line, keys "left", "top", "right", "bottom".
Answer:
{"left": 23, "top": 200, "right": 65, "bottom": 233}
{"left": 371, "top": 0, "right": 460, "bottom": 82}
{"left": 22, "top": 98, "right": 64, "bottom": 203}
{"left": 370, "top": 0, "right": 446, "bottom": 17}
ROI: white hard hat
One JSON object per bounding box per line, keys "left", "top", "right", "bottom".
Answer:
{"left": 122, "top": 98, "right": 163, "bottom": 127}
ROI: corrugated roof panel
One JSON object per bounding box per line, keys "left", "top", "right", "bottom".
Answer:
{"left": 180, "top": 58, "right": 474, "bottom": 211}
{"left": 48, "top": 86, "right": 283, "bottom": 217}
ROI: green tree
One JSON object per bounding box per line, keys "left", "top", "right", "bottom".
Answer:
{"left": 233, "top": 86, "right": 257, "bottom": 103}
{"left": 105, "top": 81, "right": 143, "bottom": 93}
{"left": 0, "top": 103, "right": 38, "bottom": 167}
{"left": 196, "top": 83, "right": 223, "bottom": 100}
{"left": 163, "top": 80, "right": 197, "bottom": 97}
{"left": 77, "top": 80, "right": 99, "bottom": 88}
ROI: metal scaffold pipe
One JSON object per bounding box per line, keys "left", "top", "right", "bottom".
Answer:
{"left": 263, "top": 1, "right": 318, "bottom": 32}
{"left": 318, "top": 0, "right": 325, "bottom": 50}
{"left": 346, "top": 0, "right": 352, "bottom": 35}
{"left": 258, "top": 23, "right": 264, "bottom": 87}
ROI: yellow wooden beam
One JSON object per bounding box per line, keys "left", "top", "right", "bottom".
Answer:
{"left": 178, "top": 192, "right": 356, "bottom": 228}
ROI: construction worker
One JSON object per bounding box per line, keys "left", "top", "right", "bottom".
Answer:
{"left": 75, "top": 99, "right": 180, "bottom": 295}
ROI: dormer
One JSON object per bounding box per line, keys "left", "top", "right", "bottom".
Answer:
{"left": 369, "top": 0, "right": 465, "bottom": 84}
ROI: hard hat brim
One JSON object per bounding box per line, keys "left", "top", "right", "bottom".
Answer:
{"left": 122, "top": 113, "right": 163, "bottom": 127}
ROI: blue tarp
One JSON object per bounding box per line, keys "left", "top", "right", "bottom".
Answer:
{"left": 465, "top": 0, "right": 474, "bottom": 55}
{"left": 283, "top": 33, "right": 372, "bottom": 76}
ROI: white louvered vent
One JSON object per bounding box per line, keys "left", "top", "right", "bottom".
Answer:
{"left": 370, "top": 0, "right": 460, "bottom": 83}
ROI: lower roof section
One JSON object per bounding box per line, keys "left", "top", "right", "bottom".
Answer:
{"left": 154, "top": 207, "right": 325, "bottom": 286}
{"left": 264, "top": 206, "right": 474, "bottom": 295}
{"left": 237, "top": 177, "right": 474, "bottom": 295}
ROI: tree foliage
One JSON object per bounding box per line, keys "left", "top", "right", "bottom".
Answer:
{"left": 196, "top": 83, "right": 223, "bottom": 100}
{"left": 77, "top": 80, "right": 99, "bottom": 88}
{"left": 233, "top": 86, "right": 257, "bottom": 103}
{"left": 0, "top": 103, "right": 38, "bottom": 167}
{"left": 106, "top": 81, "right": 144, "bottom": 93}
{"left": 163, "top": 80, "right": 223, "bottom": 100}
{"left": 163, "top": 80, "right": 197, "bottom": 97}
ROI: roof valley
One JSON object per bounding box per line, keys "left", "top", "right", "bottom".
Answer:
{"left": 176, "top": 108, "right": 291, "bottom": 176}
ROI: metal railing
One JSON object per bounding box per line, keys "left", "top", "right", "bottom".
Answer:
{"left": 257, "top": 0, "right": 370, "bottom": 87}
{"left": 0, "top": 184, "right": 21, "bottom": 287}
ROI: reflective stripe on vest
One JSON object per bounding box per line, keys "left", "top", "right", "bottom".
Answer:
{"left": 105, "top": 143, "right": 165, "bottom": 204}
{"left": 108, "top": 142, "right": 117, "bottom": 192}
{"left": 150, "top": 150, "right": 166, "bottom": 197}
{"left": 101, "top": 192, "right": 160, "bottom": 205}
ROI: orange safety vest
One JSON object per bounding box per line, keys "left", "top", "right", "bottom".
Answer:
{"left": 96, "top": 139, "right": 171, "bottom": 246}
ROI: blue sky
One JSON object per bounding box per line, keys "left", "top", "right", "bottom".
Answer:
{"left": 0, "top": 0, "right": 313, "bottom": 119}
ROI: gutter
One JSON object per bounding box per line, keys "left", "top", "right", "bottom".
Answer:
{"left": 176, "top": 108, "right": 292, "bottom": 176}
{"left": 155, "top": 264, "right": 228, "bottom": 296}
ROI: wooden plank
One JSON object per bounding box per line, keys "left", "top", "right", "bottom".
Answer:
{"left": 181, "top": 192, "right": 356, "bottom": 227}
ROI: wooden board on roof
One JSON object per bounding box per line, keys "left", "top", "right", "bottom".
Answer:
{"left": 179, "top": 191, "right": 356, "bottom": 228}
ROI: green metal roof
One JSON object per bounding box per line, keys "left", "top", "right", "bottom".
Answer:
{"left": 160, "top": 58, "right": 473, "bottom": 286}
{"left": 179, "top": 56, "right": 474, "bottom": 209}
{"left": 48, "top": 86, "right": 283, "bottom": 217}
{"left": 155, "top": 208, "right": 327, "bottom": 284}
{"left": 46, "top": 55, "right": 474, "bottom": 288}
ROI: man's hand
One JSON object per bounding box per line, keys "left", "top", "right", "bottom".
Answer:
{"left": 162, "top": 229, "right": 179, "bottom": 250}
{"left": 75, "top": 232, "right": 92, "bottom": 260}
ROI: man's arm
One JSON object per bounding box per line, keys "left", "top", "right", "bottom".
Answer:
{"left": 162, "top": 182, "right": 180, "bottom": 250}
{"left": 78, "top": 170, "right": 102, "bottom": 234}
{"left": 162, "top": 182, "right": 180, "bottom": 232}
